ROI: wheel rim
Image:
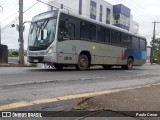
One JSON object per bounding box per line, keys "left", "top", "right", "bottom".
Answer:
{"left": 128, "top": 59, "right": 133, "bottom": 69}
{"left": 80, "top": 57, "right": 87, "bottom": 68}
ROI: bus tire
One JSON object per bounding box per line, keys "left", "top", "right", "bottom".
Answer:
{"left": 76, "top": 54, "right": 89, "bottom": 71}
{"left": 122, "top": 58, "right": 133, "bottom": 70}
{"left": 102, "top": 65, "right": 112, "bottom": 70}
{"left": 54, "top": 64, "right": 63, "bottom": 70}
{"left": 127, "top": 58, "right": 133, "bottom": 70}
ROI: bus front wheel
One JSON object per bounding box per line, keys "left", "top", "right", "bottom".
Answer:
{"left": 76, "top": 54, "right": 89, "bottom": 71}
{"left": 54, "top": 64, "right": 63, "bottom": 70}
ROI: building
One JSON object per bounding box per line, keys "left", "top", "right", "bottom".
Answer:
{"left": 147, "top": 46, "right": 151, "bottom": 61}
{"left": 48, "top": 0, "right": 139, "bottom": 34}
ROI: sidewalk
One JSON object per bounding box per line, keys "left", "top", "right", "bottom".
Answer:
{"left": 6, "top": 84, "right": 160, "bottom": 120}
{"left": 74, "top": 84, "right": 160, "bottom": 120}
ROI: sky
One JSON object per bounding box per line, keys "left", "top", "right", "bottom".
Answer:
{"left": 0, "top": 0, "right": 160, "bottom": 49}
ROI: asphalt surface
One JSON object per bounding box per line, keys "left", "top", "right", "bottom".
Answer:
{"left": 1, "top": 64, "right": 160, "bottom": 119}
{"left": 0, "top": 64, "right": 160, "bottom": 106}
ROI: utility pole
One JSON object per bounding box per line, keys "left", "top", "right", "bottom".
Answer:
{"left": 19, "top": 0, "right": 24, "bottom": 66}
{"left": 0, "top": 23, "right": 1, "bottom": 45}
{"left": 151, "top": 21, "right": 160, "bottom": 64}
{"left": 0, "top": 6, "right": 2, "bottom": 45}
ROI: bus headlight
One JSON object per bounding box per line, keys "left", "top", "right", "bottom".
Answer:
{"left": 47, "top": 47, "right": 53, "bottom": 54}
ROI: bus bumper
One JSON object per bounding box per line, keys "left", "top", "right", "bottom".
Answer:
{"left": 27, "top": 53, "right": 57, "bottom": 63}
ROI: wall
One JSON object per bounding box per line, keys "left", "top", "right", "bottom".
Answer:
{"left": 130, "top": 15, "right": 139, "bottom": 34}
{"left": 48, "top": 0, "right": 79, "bottom": 14}
{"left": 147, "top": 46, "right": 151, "bottom": 60}
{"left": 48, "top": 0, "right": 138, "bottom": 34}
{"left": 0, "top": 44, "right": 8, "bottom": 63}
{"left": 90, "top": 0, "right": 113, "bottom": 24}
{"left": 48, "top": 0, "right": 113, "bottom": 22}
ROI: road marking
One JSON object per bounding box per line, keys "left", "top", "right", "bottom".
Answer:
{"left": 0, "top": 83, "right": 160, "bottom": 111}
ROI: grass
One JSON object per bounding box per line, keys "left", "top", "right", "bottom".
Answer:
{"left": 0, "top": 63, "right": 36, "bottom": 67}
{"left": 8, "top": 55, "right": 18, "bottom": 57}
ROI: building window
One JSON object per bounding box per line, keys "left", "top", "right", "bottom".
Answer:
{"left": 106, "top": 8, "right": 110, "bottom": 24}
{"left": 51, "top": 6, "right": 53, "bottom": 10}
{"left": 99, "top": 5, "right": 103, "bottom": 22}
{"left": 114, "top": 14, "right": 130, "bottom": 27}
{"left": 114, "top": 14, "right": 120, "bottom": 24}
{"left": 90, "top": 1, "right": 97, "bottom": 20}
{"left": 121, "top": 14, "right": 130, "bottom": 27}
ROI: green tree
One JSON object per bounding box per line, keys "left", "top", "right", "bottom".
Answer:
{"left": 154, "top": 51, "right": 160, "bottom": 64}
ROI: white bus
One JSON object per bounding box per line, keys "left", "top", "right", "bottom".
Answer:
{"left": 27, "top": 9, "right": 147, "bottom": 70}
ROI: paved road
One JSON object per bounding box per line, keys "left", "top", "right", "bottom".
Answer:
{"left": 0, "top": 65, "right": 160, "bottom": 107}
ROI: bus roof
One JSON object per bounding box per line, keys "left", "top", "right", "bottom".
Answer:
{"left": 59, "top": 9, "right": 146, "bottom": 40}
{"left": 32, "top": 10, "right": 59, "bottom": 22}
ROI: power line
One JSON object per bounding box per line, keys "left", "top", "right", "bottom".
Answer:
{"left": 36, "top": 0, "right": 59, "bottom": 9}
{"left": 1, "top": 1, "right": 39, "bottom": 28}
{"left": 1, "top": 17, "right": 18, "bottom": 30}
{"left": 0, "top": 0, "right": 7, "bottom": 6}
{"left": 0, "top": 11, "right": 19, "bottom": 23}
{"left": 23, "top": 1, "right": 39, "bottom": 13}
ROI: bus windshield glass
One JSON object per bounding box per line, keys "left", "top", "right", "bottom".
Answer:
{"left": 28, "top": 18, "right": 57, "bottom": 47}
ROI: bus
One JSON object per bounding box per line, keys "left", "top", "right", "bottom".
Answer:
{"left": 27, "top": 9, "right": 147, "bottom": 71}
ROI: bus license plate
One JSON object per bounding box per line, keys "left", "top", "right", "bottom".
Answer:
{"left": 34, "top": 59, "right": 38, "bottom": 62}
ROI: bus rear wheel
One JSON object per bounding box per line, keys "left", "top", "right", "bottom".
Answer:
{"left": 76, "top": 54, "right": 89, "bottom": 71}
{"left": 54, "top": 64, "right": 63, "bottom": 70}
{"left": 122, "top": 58, "right": 133, "bottom": 70}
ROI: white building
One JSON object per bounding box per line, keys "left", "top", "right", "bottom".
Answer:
{"left": 147, "top": 46, "right": 151, "bottom": 60}
{"left": 48, "top": 0, "right": 139, "bottom": 34}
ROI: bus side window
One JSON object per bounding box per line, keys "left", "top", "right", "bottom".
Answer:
{"left": 105, "top": 28, "right": 110, "bottom": 43}
{"left": 89, "top": 24, "right": 96, "bottom": 41}
{"left": 80, "top": 21, "right": 96, "bottom": 41}
{"left": 67, "top": 22, "right": 75, "bottom": 40}
{"left": 58, "top": 20, "right": 68, "bottom": 41}
{"left": 98, "top": 26, "right": 105, "bottom": 42}
{"left": 121, "top": 34, "right": 131, "bottom": 47}
{"left": 132, "top": 37, "right": 139, "bottom": 50}
{"left": 111, "top": 30, "right": 121, "bottom": 45}
{"left": 80, "top": 21, "right": 90, "bottom": 40}
{"left": 140, "top": 39, "right": 146, "bottom": 51}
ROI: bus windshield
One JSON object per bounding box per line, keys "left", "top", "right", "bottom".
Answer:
{"left": 28, "top": 18, "right": 57, "bottom": 48}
